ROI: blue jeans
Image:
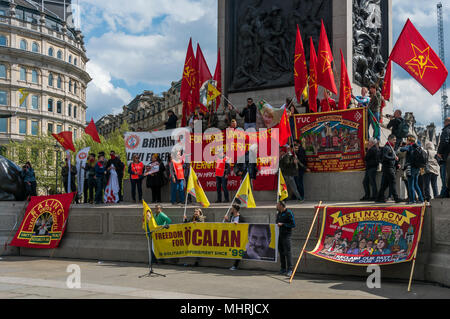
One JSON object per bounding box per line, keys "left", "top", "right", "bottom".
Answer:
{"left": 294, "top": 170, "right": 305, "bottom": 199}
{"left": 440, "top": 163, "right": 449, "bottom": 197}
{"left": 171, "top": 179, "right": 185, "bottom": 204}
{"left": 244, "top": 123, "right": 256, "bottom": 130}
{"left": 407, "top": 167, "right": 424, "bottom": 202}
{"left": 95, "top": 176, "right": 104, "bottom": 203}
{"left": 216, "top": 176, "right": 229, "bottom": 202}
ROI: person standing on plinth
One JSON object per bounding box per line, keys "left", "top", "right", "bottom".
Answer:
{"left": 215, "top": 148, "right": 230, "bottom": 203}
{"left": 376, "top": 134, "right": 401, "bottom": 203}
{"left": 239, "top": 98, "right": 257, "bottom": 130}
{"left": 276, "top": 200, "right": 296, "bottom": 277}
{"left": 128, "top": 154, "right": 144, "bottom": 203}
{"left": 169, "top": 149, "right": 185, "bottom": 205}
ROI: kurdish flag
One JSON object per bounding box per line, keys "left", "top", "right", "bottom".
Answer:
{"left": 206, "top": 82, "right": 221, "bottom": 106}
{"left": 142, "top": 200, "right": 158, "bottom": 237}
{"left": 235, "top": 173, "right": 256, "bottom": 208}
{"left": 278, "top": 169, "right": 288, "bottom": 202}
{"left": 187, "top": 166, "right": 210, "bottom": 208}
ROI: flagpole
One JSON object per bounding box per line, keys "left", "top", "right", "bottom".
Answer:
{"left": 183, "top": 165, "right": 191, "bottom": 220}
{"left": 277, "top": 168, "right": 280, "bottom": 203}
{"left": 222, "top": 172, "right": 247, "bottom": 222}
{"left": 367, "top": 108, "right": 396, "bottom": 155}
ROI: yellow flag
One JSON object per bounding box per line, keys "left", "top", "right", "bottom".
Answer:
{"left": 19, "top": 88, "right": 29, "bottom": 106}
{"left": 187, "top": 166, "right": 210, "bottom": 208}
{"left": 278, "top": 170, "right": 288, "bottom": 202}
{"left": 142, "top": 200, "right": 158, "bottom": 237}
{"left": 206, "top": 82, "right": 221, "bottom": 105}
{"left": 235, "top": 173, "right": 256, "bottom": 208}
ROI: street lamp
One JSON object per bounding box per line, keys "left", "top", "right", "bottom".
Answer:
{"left": 53, "top": 143, "right": 61, "bottom": 194}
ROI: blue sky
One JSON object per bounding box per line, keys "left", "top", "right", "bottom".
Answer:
{"left": 77, "top": 0, "right": 450, "bottom": 128}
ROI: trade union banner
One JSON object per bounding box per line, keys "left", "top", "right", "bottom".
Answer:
{"left": 294, "top": 107, "right": 367, "bottom": 172}
{"left": 10, "top": 193, "right": 75, "bottom": 249}
{"left": 152, "top": 222, "right": 278, "bottom": 262}
{"left": 124, "top": 128, "right": 279, "bottom": 191}
{"left": 308, "top": 206, "right": 425, "bottom": 265}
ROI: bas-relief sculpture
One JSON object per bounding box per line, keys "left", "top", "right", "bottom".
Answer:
{"left": 352, "top": 0, "right": 388, "bottom": 88}
{"left": 228, "top": 0, "right": 332, "bottom": 92}
{"left": 0, "top": 156, "right": 26, "bottom": 201}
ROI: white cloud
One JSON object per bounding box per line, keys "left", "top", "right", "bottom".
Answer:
{"left": 393, "top": 0, "right": 450, "bottom": 28}
{"left": 392, "top": 77, "right": 443, "bottom": 128}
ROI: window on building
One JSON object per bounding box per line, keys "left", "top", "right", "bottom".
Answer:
{"left": 48, "top": 47, "right": 54, "bottom": 57}
{"left": 0, "top": 64, "right": 5, "bottom": 78}
{"left": 48, "top": 73, "right": 53, "bottom": 86}
{"left": 20, "top": 67, "right": 26, "bottom": 81}
{"left": 0, "top": 118, "right": 7, "bottom": 133}
{"left": 57, "top": 75, "right": 62, "bottom": 89}
{"left": 19, "top": 119, "right": 26, "bottom": 134}
{"left": 74, "top": 106, "right": 77, "bottom": 119}
{"left": 68, "top": 104, "right": 72, "bottom": 116}
{"left": 68, "top": 79, "right": 72, "bottom": 92}
{"left": 20, "top": 39, "right": 27, "bottom": 50}
{"left": 57, "top": 50, "right": 62, "bottom": 59}
{"left": 69, "top": 55, "right": 72, "bottom": 63}
{"left": 48, "top": 99, "right": 53, "bottom": 112}
{"left": 0, "top": 90, "right": 6, "bottom": 105}
{"left": 56, "top": 124, "right": 62, "bottom": 133}
{"left": 74, "top": 82, "right": 77, "bottom": 94}
{"left": 19, "top": 93, "right": 27, "bottom": 108}
{"left": 31, "top": 70, "right": 38, "bottom": 83}
{"left": 74, "top": 58, "right": 78, "bottom": 66}
{"left": 57, "top": 101, "right": 62, "bottom": 114}
{"left": 48, "top": 123, "right": 54, "bottom": 134}
{"left": 0, "top": 35, "right": 6, "bottom": 46}
{"left": 31, "top": 121, "right": 38, "bottom": 136}
{"left": 31, "top": 95, "right": 39, "bottom": 110}
{"left": 32, "top": 42, "right": 39, "bottom": 53}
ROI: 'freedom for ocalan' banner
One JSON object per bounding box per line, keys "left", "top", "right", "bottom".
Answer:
{"left": 153, "top": 222, "right": 278, "bottom": 262}
{"left": 308, "top": 206, "right": 425, "bottom": 265}
{"left": 294, "top": 107, "right": 367, "bottom": 172}
{"left": 10, "top": 193, "right": 75, "bottom": 249}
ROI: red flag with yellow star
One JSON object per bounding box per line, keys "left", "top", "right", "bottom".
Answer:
{"left": 308, "top": 37, "right": 319, "bottom": 113}
{"left": 317, "top": 20, "right": 337, "bottom": 95}
{"left": 52, "top": 131, "right": 75, "bottom": 153}
{"left": 387, "top": 19, "right": 448, "bottom": 97}
{"left": 381, "top": 58, "right": 392, "bottom": 101}
{"left": 180, "top": 39, "right": 197, "bottom": 126}
{"left": 273, "top": 108, "right": 291, "bottom": 146}
{"left": 294, "top": 25, "right": 308, "bottom": 104}
{"left": 338, "top": 49, "right": 352, "bottom": 110}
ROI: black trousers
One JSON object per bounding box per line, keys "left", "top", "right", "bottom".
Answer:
{"left": 118, "top": 176, "right": 123, "bottom": 201}
{"left": 131, "top": 179, "right": 143, "bottom": 201}
{"left": 151, "top": 186, "right": 162, "bottom": 203}
{"left": 377, "top": 168, "right": 399, "bottom": 201}
{"left": 278, "top": 232, "right": 293, "bottom": 271}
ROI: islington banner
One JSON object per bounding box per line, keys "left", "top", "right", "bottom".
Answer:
{"left": 308, "top": 206, "right": 425, "bottom": 265}
{"left": 10, "top": 193, "right": 75, "bottom": 249}
{"left": 294, "top": 107, "right": 367, "bottom": 172}
{"left": 153, "top": 222, "right": 278, "bottom": 262}
{"left": 124, "top": 128, "right": 279, "bottom": 191}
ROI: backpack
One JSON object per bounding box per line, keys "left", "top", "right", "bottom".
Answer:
{"left": 412, "top": 146, "right": 428, "bottom": 168}
{"left": 396, "top": 119, "right": 410, "bottom": 138}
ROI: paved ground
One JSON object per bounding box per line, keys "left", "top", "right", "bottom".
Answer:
{"left": 0, "top": 256, "right": 448, "bottom": 299}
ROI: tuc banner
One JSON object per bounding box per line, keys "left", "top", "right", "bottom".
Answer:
{"left": 294, "top": 107, "right": 367, "bottom": 172}
{"left": 124, "top": 128, "right": 279, "bottom": 191}
{"left": 308, "top": 206, "right": 425, "bottom": 265}
{"left": 10, "top": 193, "right": 75, "bottom": 249}
{"left": 152, "top": 222, "right": 278, "bottom": 262}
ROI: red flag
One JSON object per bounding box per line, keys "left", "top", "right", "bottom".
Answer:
{"left": 338, "top": 49, "right": 352, "bottom": 110}
{"left": 85, "top": 118, "right": 101, "bottom": 143}
{"left": 317, "top": 20, "right": 337, "bottom": 95}
{"left": 294, "top": 25, "right": 308, "bottom": 104}
{"left": 213, "top": 49, "right": 222, "bottom": 111}
{"left": 381, "top": 58, "right": 392, "bottom": 101}
{"left": 273, "top": 108, "right": 291, "bottom": 146}
{"left": 387, "top": 19, "right": 448, "bottom": 97}
{"left": 180, "top": 39, "right": 197, "bottom": 125}
{"left": 196, "top": 44, "right": 212, "bottom": 112}
{"left": 308, "top": 37, "right": 319, "bottom": 113}
{"left": 52, "top": 131, "right": 75, "bottom": 152}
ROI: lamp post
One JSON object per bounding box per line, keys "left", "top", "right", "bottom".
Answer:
{"left": 54, "top": 143, "right": 61, "bottom": 194}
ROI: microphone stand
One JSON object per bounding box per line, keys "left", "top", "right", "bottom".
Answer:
{"left": 139, "top": 225, "right": 169, "bottom": 278}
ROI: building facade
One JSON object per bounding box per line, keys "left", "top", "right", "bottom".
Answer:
{"left": 96, "top": 81, "right": 182, "bottom": 137}
{"left": 0, "top": 0, "right": 91, "bottom": 146}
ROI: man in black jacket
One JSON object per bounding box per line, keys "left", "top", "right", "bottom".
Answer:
{"left": 387, "top": 110, "right": 405, "bottom": 150}
{"left": 165, "top": 110, "right": 178, "bottom": 130}
{"left": 437, "top": 117, "right": 450, "bottom": 197}
{"left": 106, "top": 151, "right": 125, "bottom": 202}
{"left": 239, "top": 98, "right": 257, "bottom": 130}
{"left": 361, "top": 138, "right": 379, "bottom": 201}
{"left": 376, "top": 134, "right": 401, "bottom": 203}
{"left": 276, "top": 201, "right": 296, "bottom": 277}
{"left": 294, "top": 140, "right": 309, "bottom": 201}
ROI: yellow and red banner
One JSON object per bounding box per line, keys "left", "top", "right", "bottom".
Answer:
{"left": 10, "top": 193, "right": 75, "bottom": 249}
{"left": 153, "top": 222, "right": 278, "bottom": 262}
{"left": 294, "top": 107, "right": 367, "bottom": 172}
{"left": 308, "top": 206, "right": 425, "bottom": 265}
